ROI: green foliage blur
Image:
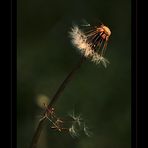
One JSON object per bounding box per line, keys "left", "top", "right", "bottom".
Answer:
{"left": 17, "top": 0, "right": 131, "bottom": 147}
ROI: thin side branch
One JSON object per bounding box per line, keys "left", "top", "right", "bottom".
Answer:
{"left": 30, "top": 57, "right": 84, "bottom": 148}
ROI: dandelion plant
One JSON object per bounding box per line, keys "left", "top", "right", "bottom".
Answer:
{"left": 30, "top": 20, "right": 111, "bottom": 148}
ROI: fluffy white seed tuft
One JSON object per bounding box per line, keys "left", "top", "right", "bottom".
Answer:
{"left": 69, "top": 25, "right": 109, "bottom": 67}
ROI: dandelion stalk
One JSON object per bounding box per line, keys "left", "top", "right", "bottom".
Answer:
{"left": 30, "top": 57, "right": 84, "bottom": 148}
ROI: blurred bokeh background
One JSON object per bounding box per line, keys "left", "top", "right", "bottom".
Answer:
{"left": 17, "top": 0, "right": 131, "bottom": 147}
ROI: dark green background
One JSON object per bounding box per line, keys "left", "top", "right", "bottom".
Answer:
{"left": 17, "top": 0, "right": 131, "bottom": 147}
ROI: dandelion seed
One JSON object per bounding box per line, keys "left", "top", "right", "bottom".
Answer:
{"left": 69, "top": 22, "right": 111, "bottom": 67}
{"left": 81, "top": 19, "right": 91, "bottom": 27}
{"left": 91, "top": 53, "right": 110, "bottom": 68}
{"left": 83, "top": 123, "right": 93, "bottom": 137}
{"left": 69, "top": 111, "right": 83, "bottom": 126}
{"left": 69, "top": 125, "right": 79, "bottom": 138}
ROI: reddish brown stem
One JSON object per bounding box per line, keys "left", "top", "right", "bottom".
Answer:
{"left": 30, "top": 57, "right": 84, "bottom": 148}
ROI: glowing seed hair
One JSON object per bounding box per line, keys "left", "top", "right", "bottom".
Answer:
{"left": 69, "top": 22, "right": 111, "bottom": 68}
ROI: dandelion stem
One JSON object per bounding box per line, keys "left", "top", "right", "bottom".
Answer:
{"left": 30, "top": 57, "right": 84, "bottom": 148}
{"left": 48, "top": 57, "right": 84, "bottom": 108}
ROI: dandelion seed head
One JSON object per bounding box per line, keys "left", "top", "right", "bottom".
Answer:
{"left": 69, "top": 22, "right": 111, "bottom": 67}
